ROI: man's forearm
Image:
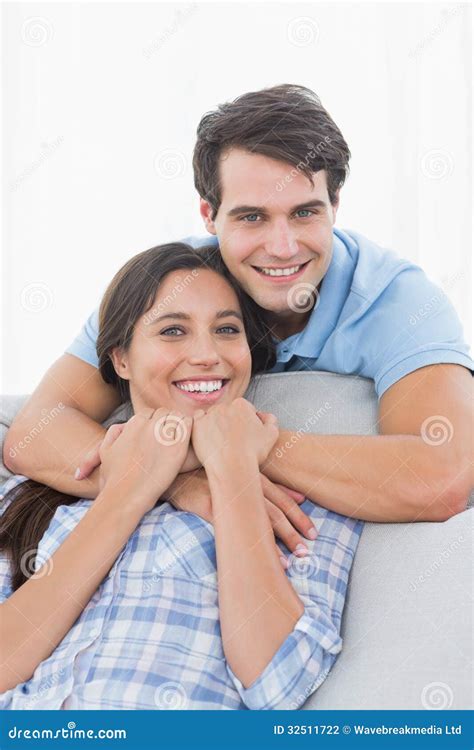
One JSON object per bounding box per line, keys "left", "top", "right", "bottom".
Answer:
{"left": 262, "top": 431, "right": 469, "bottom": 522}
{"left": 5, "top": 406, "right": 104, "bottom": 498}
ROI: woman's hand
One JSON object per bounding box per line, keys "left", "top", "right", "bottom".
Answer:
{"left": 99, "top": 407, "right": 192, "bottom": 512}
{"left": 74, "top": 415, "right": 200, "bottom": 483}
{"left": 192, "top": 398, "right": 279, "bottom": 470}
{"left": 179, "top": 443, "right": 202, "bottom": 473}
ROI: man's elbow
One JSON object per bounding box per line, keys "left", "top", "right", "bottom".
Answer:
{"left": 420, "top": 459, "right": 473, "bottom": 522}
{"left": 3, "top": 423, "right": 36, "bottom": 476}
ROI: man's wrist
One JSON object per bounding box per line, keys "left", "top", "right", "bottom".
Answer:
{"left": 162, "top": 468, "right": 208, "bottom": 500}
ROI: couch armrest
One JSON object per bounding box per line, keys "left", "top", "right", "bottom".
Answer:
{"left": 302, "top": 508, "right": 473, "bottom": 709}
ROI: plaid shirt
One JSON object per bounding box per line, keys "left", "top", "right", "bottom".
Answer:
{"left": 0, "top": 474, "right": 363, "bottom": 710}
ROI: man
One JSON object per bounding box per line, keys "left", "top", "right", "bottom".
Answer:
{"left": 5, "top": 84, "right": 473, "bottom": 531}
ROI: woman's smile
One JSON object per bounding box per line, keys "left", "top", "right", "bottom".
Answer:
{"left": 173, "top": 376, "right": 231, "bottom": 404}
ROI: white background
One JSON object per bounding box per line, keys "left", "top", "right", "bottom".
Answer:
{"left": 1, "top": 1, "right": 472, "bottom": 394}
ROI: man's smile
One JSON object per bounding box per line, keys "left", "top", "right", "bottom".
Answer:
{"left": 251, "top": 260, "right": 312, "bottom": 282}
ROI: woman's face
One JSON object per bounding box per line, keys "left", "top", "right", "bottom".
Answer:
{"left": 111, "top": 268, "right": 252, "bottom": 416}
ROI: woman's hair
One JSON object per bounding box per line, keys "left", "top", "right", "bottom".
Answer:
{"left": 193, "top": 83, "right": 351, "bottom": 219}
{"left": 0, "top": 242, "right": 276, "bottom": 592}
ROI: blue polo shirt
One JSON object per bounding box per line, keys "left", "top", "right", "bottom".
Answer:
{"left": 66, "top": 228, "right": 473, "bottom": 399}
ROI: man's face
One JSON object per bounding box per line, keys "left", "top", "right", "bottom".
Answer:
{"left": 200, "top": 148, "right": 339, "bottom": 327}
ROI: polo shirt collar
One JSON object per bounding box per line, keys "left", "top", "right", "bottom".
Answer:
{"left": 275, "top": 228, "right": 356, "bottom": 362}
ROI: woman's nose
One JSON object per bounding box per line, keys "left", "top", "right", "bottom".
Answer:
{"left": 186, "top": 335, "right": 221, "bottom": 367}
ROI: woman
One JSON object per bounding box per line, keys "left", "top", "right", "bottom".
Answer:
{"left": 0, "top": 243, "right": 362, "bottom": 709}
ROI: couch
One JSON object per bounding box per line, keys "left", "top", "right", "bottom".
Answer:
{"left": 1, "top": 371, "right": 472, "bottom": 710}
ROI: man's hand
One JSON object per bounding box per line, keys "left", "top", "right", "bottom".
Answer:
{"left": 162, "top": 469, "right": 317, "bottom": 559}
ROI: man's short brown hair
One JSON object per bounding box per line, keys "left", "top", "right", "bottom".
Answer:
{"left": 193, "top": 84, "right": 351, "bottom": 218}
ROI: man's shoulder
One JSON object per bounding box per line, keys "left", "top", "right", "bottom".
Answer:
{"left": 335, "top": 227, "right": 424, "bottom": 303}
{"left": 181, "top": 234, "right": 219, "bottom": 250}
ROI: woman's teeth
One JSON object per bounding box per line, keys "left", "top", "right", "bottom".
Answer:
{"left": 257, "top": 264, "right": 303, "bottom": 276}
{"left": 175, "top": 380, "right": 224, "bottom": 393}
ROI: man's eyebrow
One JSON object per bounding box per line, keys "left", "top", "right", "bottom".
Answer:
{"left": 227, "top": 205, "right": 263, "bottom": 217}
{"left": 227, "top": 200, "right": 327, "bottom": 217}
{"left": 148, "top": 309, "right": 243, "bottom": 325}
{"left": 290, "top": 200, "right": 327, "bottom": 211}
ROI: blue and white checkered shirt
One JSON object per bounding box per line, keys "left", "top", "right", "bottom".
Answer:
{"left": 0, "top": 475, "right": 363, "bottom": 710}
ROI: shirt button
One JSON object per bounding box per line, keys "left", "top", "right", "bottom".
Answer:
{"left": 89, "top": 627, "right": 100, "bottom": 638}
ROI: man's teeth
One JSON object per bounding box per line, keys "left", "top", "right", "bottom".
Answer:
{"left": 175, "top": 380, "right": 224, "bottom": 393}
{"left": 257, "top": 264, "right": 302, "bottom": 277}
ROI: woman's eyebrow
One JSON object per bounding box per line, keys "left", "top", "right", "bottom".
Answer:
{"left": 150, "top": 310, "right": 243, "bottom": 324}
{"left": 216, "top": 309, "right": 243, "bottom": 321}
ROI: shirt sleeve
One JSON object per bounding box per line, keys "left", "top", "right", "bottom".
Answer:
{"left": 349, "top": 266, "right": 474, "bottom": 399}
{"left": 225, "top": 506, "right": 363, "bottom": 710}
{"left": 226, "top": 605, "right": 342, "bottom": 710}
{"left": 65, "top": 308, "right": 100, "bottom": 368}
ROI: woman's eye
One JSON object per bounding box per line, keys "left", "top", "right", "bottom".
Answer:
{"left": 217, "top": 326, "right": 240, "bottom": 335}
{"left": 160, "top": 327, "right": 185, "bottom": 336}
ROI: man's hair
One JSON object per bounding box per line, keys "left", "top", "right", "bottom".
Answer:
{"left": 193, "top": 84, "right": 351, "bottom": 218}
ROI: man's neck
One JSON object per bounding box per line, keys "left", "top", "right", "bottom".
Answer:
{"left": 265, "top": 309, "right": 312, "bottom": 342}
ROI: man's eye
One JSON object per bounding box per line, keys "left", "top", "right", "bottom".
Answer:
{"left": 295, "top": 209, "right": 314, "bottom": 218}
{"left": 242, "top": 214, "right": 261, "bottom": 222}
{"left": 160, "top": 327, "right": 185, "bottom": 336}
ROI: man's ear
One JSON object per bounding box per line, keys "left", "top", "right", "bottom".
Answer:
{"left": 199, "top": 198, "right": 217, "bottom": 235}
{"left": 110, "top": 347, "right": 131, "bottom": 381}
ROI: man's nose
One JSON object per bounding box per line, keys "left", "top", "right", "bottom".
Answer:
{"left": 266, "top": 221, "right": 299, "bottom": 260}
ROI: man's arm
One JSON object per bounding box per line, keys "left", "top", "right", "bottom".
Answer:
{"left": 3, "top": 354, "right": 120, "bottom": 498}
{"left": 262, "top": 364, "right": 473, "bottom": 522}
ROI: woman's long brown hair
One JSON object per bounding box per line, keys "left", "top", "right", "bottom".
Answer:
{"left": 0, "top": 242, "right": 276, "bottom": 591}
